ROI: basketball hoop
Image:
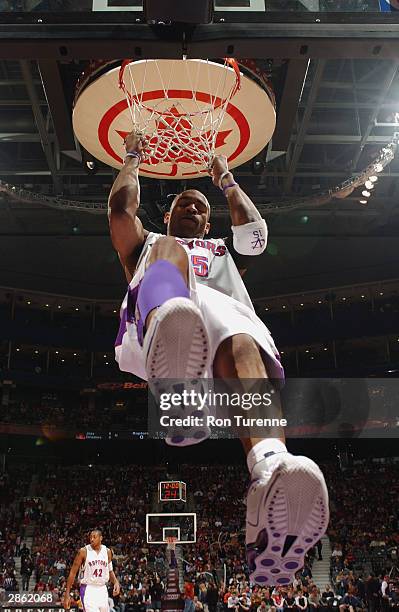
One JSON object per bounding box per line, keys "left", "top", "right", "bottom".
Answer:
{"left": 118, "top": 58, "right": 241, "bottom": 172}
{"left": 166, "top": 536, "right": 177, "bottom": 551}
{"left": 73, "top": 58, "right": 276, "bottom": 179}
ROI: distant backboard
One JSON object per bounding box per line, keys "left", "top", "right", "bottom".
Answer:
{"left": 0, "top": 0, "right": 392, "bottom": 15}
{"left": 146, "top": 512, "right": 197, "bottom": 544}
{"left": 91, "top": 0, "right": 266, "bottom": 11}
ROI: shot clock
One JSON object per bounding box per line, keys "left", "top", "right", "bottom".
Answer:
{"left": 159, "top": 481, "right": 186, "bottom": 502}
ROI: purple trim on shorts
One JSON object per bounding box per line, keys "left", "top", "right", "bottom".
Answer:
{"left": 114, "top": 284, "right": 140, "bottom": 347}
{"left": 80, "top": 585, "right": 87, "bottom": 611}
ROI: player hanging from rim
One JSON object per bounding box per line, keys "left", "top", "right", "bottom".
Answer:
{"left": 63, "top": 529, "right": 120, "bottom": 612}
{"left": 108, "top": 131, "right": 329, "bottom": 586}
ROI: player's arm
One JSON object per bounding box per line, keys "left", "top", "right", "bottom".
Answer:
{"left": 107, "top": 548, "right": 120, "bottom": 596}
{"left": 210, "top": 155, "right": 265, "bottom": 225}
{"left": 108, "top": 131, "right": 149, "bottom": 282}
{"left": 210, "top": 155, "right": 268, "bottom": 275}
{"left": 63, "top": 548, "right": 86, "bottom": 610}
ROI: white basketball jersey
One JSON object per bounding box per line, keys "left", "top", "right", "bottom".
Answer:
{"left": 138, "top": 233, "right": 254, "bottom": 310}
{"left": 80, "top": 545, "right": 109, "bottom": 586}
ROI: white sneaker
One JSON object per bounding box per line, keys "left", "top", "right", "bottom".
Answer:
{"left": 143, "top": 297, "right": 209, "bottom": 380}
{"left": 246, "top": 451, "right": 329, "bottom": 586}
{"left": 143, "top": 297, "right": 211, "bottom": 446}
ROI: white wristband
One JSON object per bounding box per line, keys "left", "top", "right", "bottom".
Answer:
{"left": 231, "top": 220, "right": 268, "bottom": 255}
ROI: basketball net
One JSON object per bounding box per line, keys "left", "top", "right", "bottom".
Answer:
{"left": 118, "top": 58, "right": 241, "bottom": 171}
{"left": 166, "top": 536, "right": 177, "bottom": 551}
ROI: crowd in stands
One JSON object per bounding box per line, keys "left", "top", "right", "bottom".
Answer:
{"left": 0, "top": 466, "right": 34, "bottom": 595}
{"left": 0, "top": 459, "right": 398, "bottom": 612}
{"left": 0, "top": 390, "right": 147, "bottom": 431}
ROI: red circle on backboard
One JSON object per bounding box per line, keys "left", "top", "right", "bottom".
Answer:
{"left": 98, "top": 89, "right": 250, "bottom": 178}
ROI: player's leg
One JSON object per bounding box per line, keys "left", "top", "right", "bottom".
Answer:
{"left": 80, "top": 586, "right": 102, "bottom": 612}
{"left": 213, "top": 334, "right": 329, "bottom": 587}
{"left": 144, "top": 236, "right": 189, "bottom": 331}
{"left": 98, "top": 587, "right": 110, "bottom": 612}
{"left": 136, "top": 236, "right": 209, "bottom": 379}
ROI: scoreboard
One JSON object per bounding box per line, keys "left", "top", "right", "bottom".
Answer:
{"left": 159, "top": 481, "right": 186, "bottom": 502}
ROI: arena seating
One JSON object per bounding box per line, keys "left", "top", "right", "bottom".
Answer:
{"left": 0, "top": 459, "right": 397, "bottom": 610}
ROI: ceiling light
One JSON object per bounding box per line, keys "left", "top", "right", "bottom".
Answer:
{"left": 324, "top": 347, "right": 328, "bottom": 351}
{"left": 359, "top": 200, "right": 367, "bottom": 204}
{"left": 305, "top": 349, "right": 310, "bottom": 353}
{"left": 318, "top": 300, "right": 322, "bottom": 304}
{"left": 73, "top": 353, "right": 77, "bottom": 356}
{"left": 55, "top": 351, "right": 59, "bottom": 354}
{"left": 300, "top": 303, "right": 304, "bottom": 307}
{"left": 57, "top": 305, "right": 61, "bottom": 309}
{"left": 365, "top": 181, "right": 374, "bottom": 190}
{"left": 379, "top": 292, "right": 384, "bottom": 296}
{"left": 361, "top": 295, "right": 365, "bottom": 298}
{"left": 61, "top": 359, "right": 65, "bottom": 362}
{"left": 282, "top": 305, "right": 286, "bottom": 309}
{"left": 27, "top": 301, "right": 31, "bottom": 305}
{"left": 75, "top": 308, "right": 79, "bottom": 311}
{"left": 34, "top": 350, "right": 38, "bottom": 354}
{"left": 369, "top": 175, "right": 378, "bottom": 182}
{"left": 362, "top": 190, "right": 371, "bottom": 198}
{"left": 251, "top": 158, "right": 265, "bottom": 175}
{"left": 16, "top": 348, "right": 20, "bottom": 352}
{"left": 45, "top": 304, "right": 49, "bottom": 307}
{"left": 342, "top": 297, "right": 346, "bottom": 301}
{"left": 84, "top": 158, "right": 98, "bottom": 175}
{"left": 375, "top": 163, "right": 383, "bottom": 173}
{"left": 113, "top": 309, "right": 117, "bottom": 313}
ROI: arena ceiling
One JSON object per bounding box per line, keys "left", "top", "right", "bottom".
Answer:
{"left": 1, "top": 6, "right": 399, "bottom": 299}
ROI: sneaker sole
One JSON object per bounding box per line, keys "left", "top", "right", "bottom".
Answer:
{"left": 247, "top": 458, "right": 329, "bottom": 586}
{"left": 144, "top": 297, "right": 209, "bottom": 380}
{"left": 144, "top": 298, "right": 210, "bottom": 446}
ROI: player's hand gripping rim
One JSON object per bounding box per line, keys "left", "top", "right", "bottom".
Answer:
{"left": 123, "top": 130, "right": 150, "bottom": 164}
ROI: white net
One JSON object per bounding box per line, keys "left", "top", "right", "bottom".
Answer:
{"left": 166, "top": 537, "right": 177, "bottom": 551}
{"left": 118, "top": 58, "right": 241, "bottom": 171}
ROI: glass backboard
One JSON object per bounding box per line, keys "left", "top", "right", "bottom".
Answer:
{"left": 0, "top": 0, "right": 396, "bottom": 14}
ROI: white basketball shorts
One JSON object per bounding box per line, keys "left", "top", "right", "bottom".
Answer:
{"left": 114, "top": 243, "right": 284, "bottom": 384}
{"left": 80, "top": 584, "right": 109, "bottom": 612}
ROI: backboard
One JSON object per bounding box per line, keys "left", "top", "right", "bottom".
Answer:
{"left": 73, "top": 58, "right": 276, "bottom": 179}
{"left": 89, "top": 0, "right": 385, "bottom": 14}
{"left": 146, "top": 512, "right": 197, "bottom": 544}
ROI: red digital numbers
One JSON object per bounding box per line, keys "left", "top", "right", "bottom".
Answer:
{"left": 161, "top": 482, "right": 181, "bottom": 501}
